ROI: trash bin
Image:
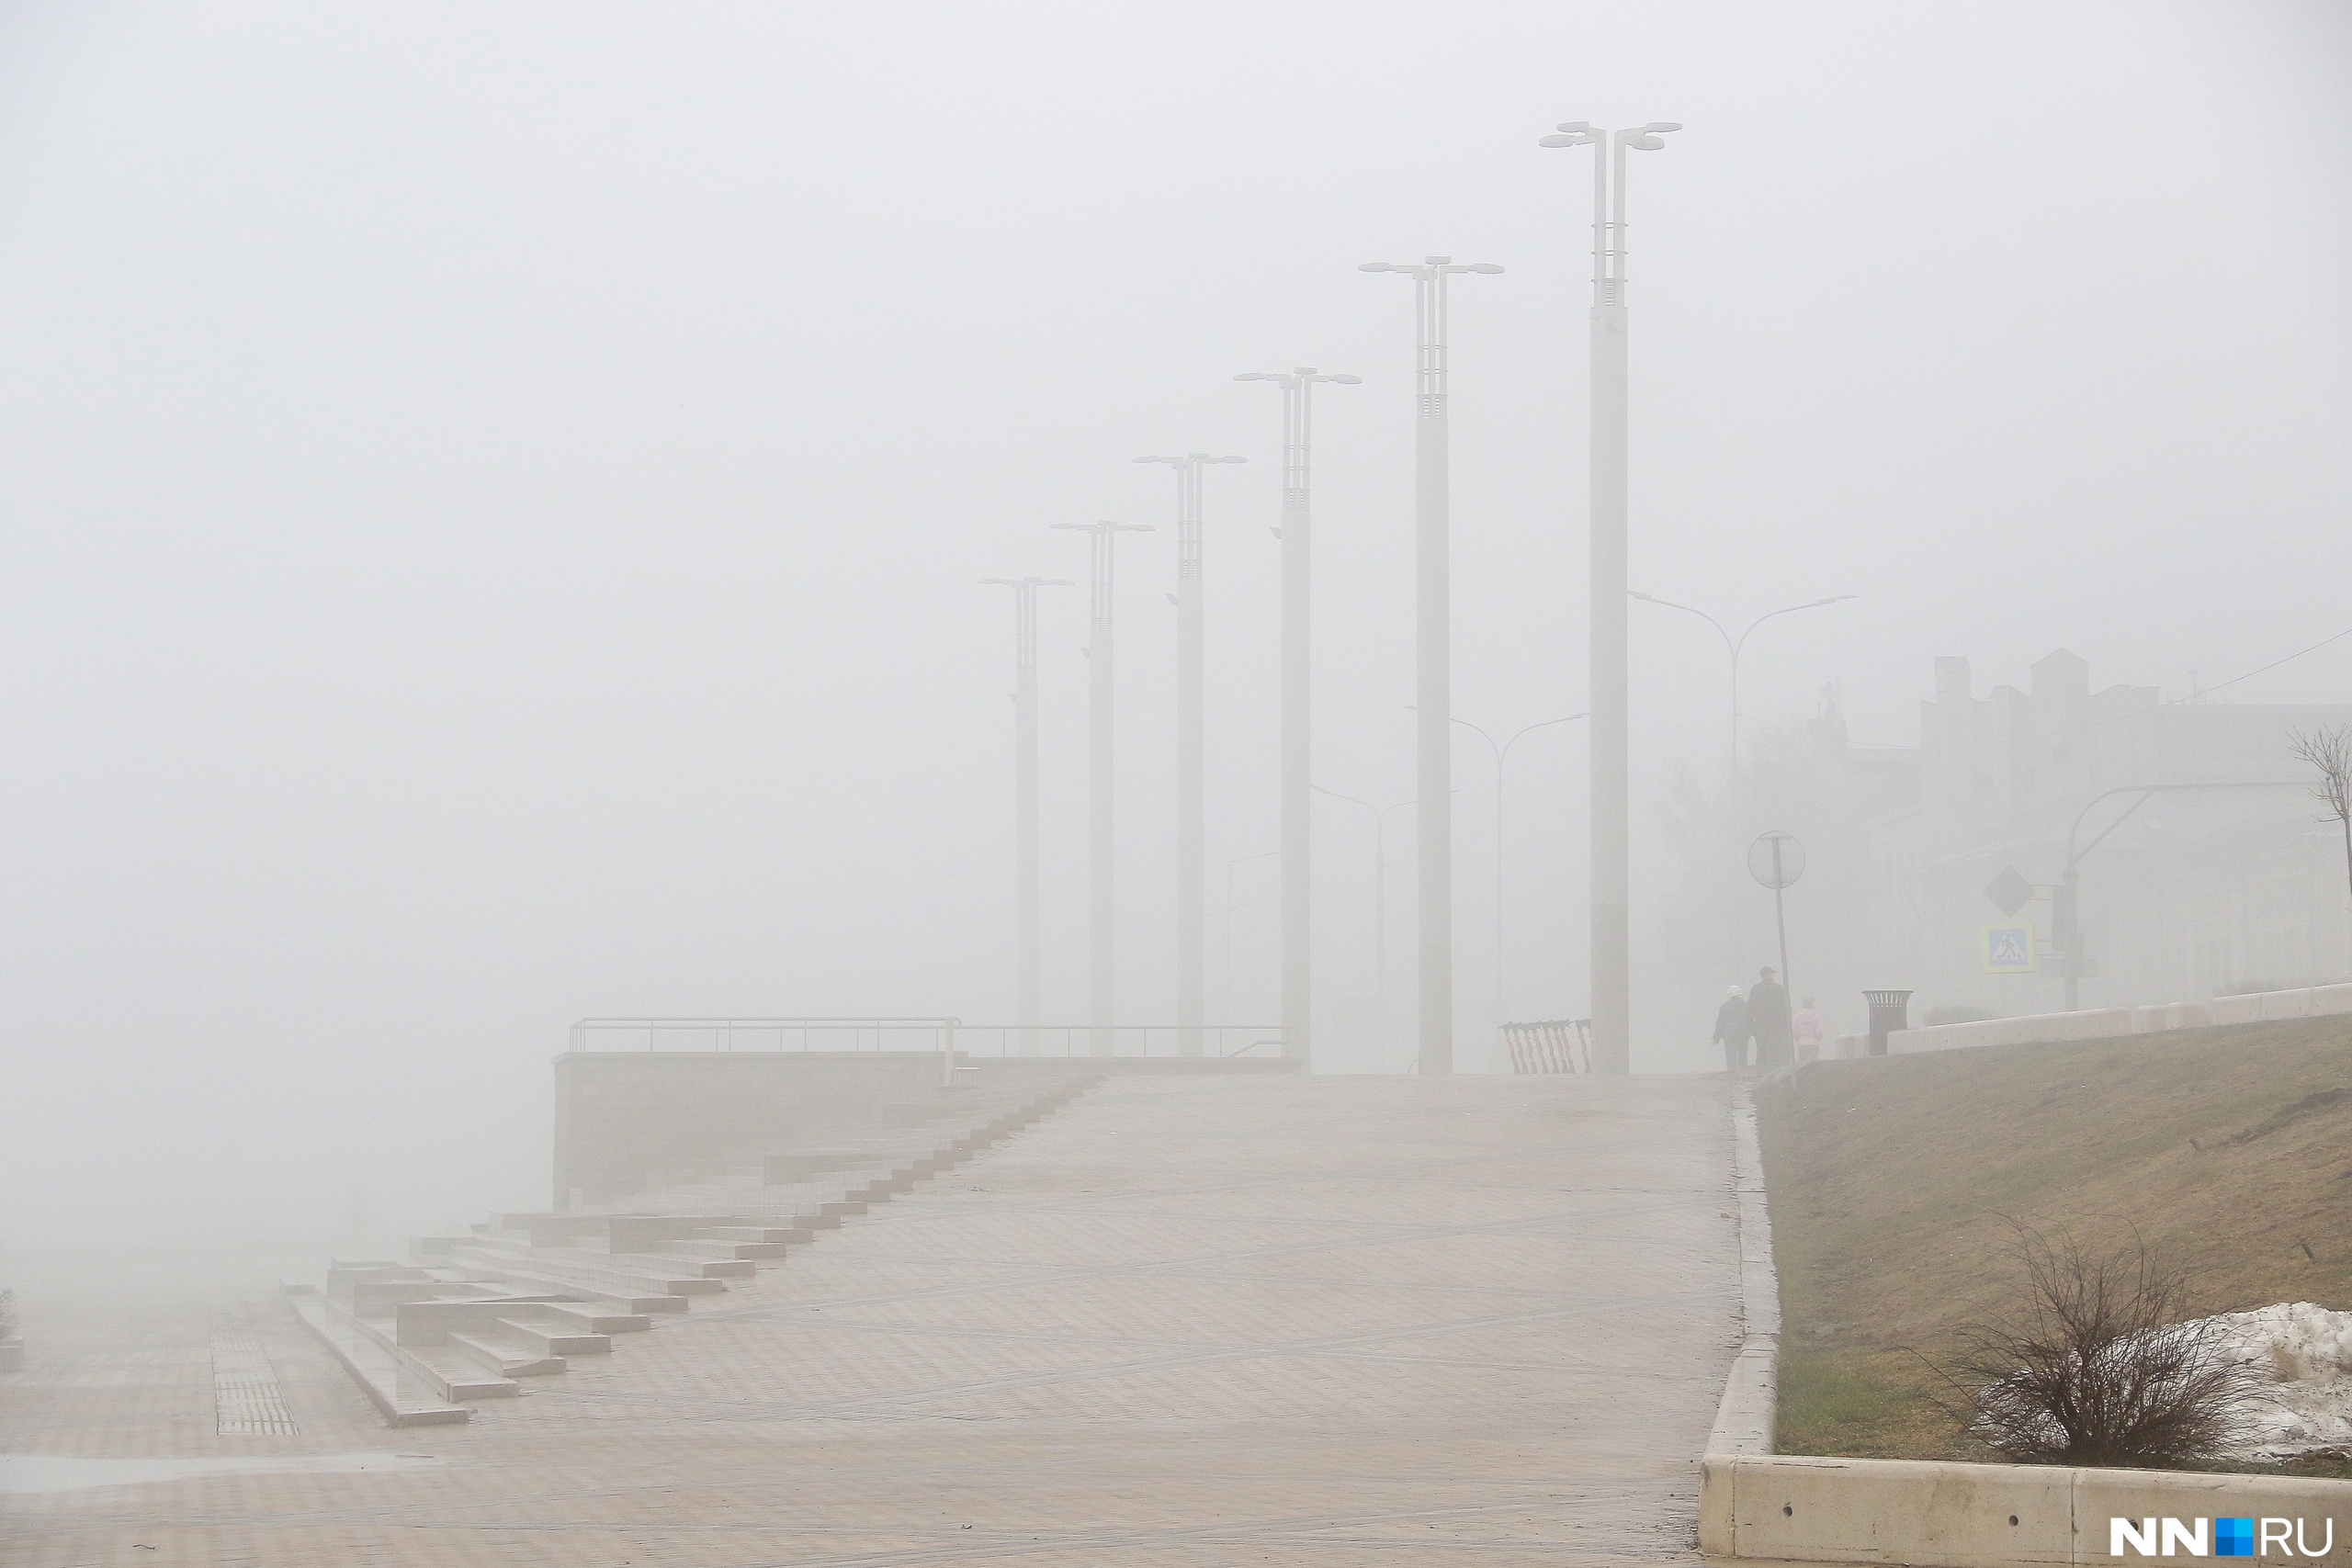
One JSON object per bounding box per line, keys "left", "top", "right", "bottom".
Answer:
{"left": 1863, "top": 989, "right": 1913, "bottom": 1057}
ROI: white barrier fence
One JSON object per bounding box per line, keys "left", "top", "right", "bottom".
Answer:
{"left": 1875, "top": 982, "right": 2352, "bottom": 1058}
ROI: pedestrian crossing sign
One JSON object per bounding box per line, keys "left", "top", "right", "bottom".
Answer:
{"left": 1983, "top": 924, "right": 2036, "bottom": 974}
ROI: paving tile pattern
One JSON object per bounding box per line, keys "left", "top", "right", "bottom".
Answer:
{"left": 0, "top": 1073, "right": 1738, "bottom": 1565}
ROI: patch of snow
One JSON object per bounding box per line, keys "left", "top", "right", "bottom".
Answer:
{"left": 2200, "top": 1302, "right": 2352, "bottom": 1461}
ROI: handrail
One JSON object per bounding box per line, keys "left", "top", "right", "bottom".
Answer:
{"left": 565, "top": 1018, "right": 1290, "bottom": 1059}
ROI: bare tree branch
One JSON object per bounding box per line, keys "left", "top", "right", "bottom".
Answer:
{"left": 2290, "top": 724, "right": 2352, "bottom": 904}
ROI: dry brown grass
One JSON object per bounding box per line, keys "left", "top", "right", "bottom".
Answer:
{"left": 1757, "top": 1017, "right": 2352, "bottom": 1460}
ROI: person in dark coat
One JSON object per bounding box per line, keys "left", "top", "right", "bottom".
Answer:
{"left": 1712, "top": 986, "right": 1751, "bottom": 1076}
{"left": 1748, "top": 966, "right": 1793, "bottom": 1069}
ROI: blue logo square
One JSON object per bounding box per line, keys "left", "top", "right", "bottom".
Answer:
{"left": 2214, "top": 1517, "right": 2255, "bottom": 1557}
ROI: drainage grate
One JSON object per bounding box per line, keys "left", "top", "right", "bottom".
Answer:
{"left": 210, "top": 1332, "right": 298, "bottom": 1436}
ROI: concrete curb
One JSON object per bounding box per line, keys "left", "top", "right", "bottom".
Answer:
{"left": 1708, "top": 1079, "right": 1780, "bottom": 1461}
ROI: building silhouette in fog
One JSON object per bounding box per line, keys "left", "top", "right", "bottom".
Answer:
{"left": 1855, "top": 650, "right": 2352, "bottom": 1014}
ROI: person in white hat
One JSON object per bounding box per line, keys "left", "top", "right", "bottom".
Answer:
{"left": 1711, "top": 985, "right": 1751, "bottom": 1077}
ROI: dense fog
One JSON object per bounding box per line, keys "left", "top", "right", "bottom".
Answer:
{"left": 0, "top": 2, "right": 2346, "bottom": 1248}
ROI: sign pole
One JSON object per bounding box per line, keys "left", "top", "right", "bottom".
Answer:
{"left": 1771, "top": 838, "right": 1792, "bottom": 1006}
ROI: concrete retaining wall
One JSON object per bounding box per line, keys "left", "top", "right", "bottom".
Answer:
{"left": 1702, "top": 1452, "right": 2352, "bottom": 1565}
{"left": 1883, "top": 984, "right": 2352, "bottom": 1058}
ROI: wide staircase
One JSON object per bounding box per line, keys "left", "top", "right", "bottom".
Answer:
{"left": 289, "top": 1070, "right": 1102, "bottom": 1426}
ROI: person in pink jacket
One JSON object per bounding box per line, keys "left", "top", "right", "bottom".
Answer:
{"left": 1792, "top": 997, "right": 1824, "bottom": 1065}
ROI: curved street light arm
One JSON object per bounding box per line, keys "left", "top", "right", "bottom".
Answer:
{"left": 1630, "top": 591, "right": 1735, "bottom": 659}
{"left": 1311, "top": 783, "right": 1375, "bottom": 818}
{"left": 1500, "top": 711, "right": 1590, "bottom": 765}
{"left": 1732, "top": 595, "right": 1858, "bottom": 660}
{"left": 2064, "top": 780, "right": 2307, "bottom": 870}
{"left": 1449, "top": 715, "right": 1500, "bottom": 767}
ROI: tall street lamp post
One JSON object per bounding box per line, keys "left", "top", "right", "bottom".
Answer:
{"left": 1313, "top": 784, "right": 1419, "bottom": 1054}
{"left": 1132, "top": 452, "right": 1246, "bottom": 1058}
{"left": 981, "top": 575, "right": 1073, "bottom": 1054}
{"left": 1541, "top": 118, "right": 1679, "bottom": 1077}
{"left": 1054, "top": 520, "right": 1154, "bottom": 1055}
{"left": 1235, "top": 367, "right": 1360, "bottom": 1067}
{"left": 1359, "top": 256, "right": 1501, "bottom": 1074}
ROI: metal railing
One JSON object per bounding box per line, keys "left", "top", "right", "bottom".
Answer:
{"left": 568, "top": 1018, "right": 1289, "bottom": 1059}
{"left": 1502, "top": 1019, "right": 1591, "bottom": 1075}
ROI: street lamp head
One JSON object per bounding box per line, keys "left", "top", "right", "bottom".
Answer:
{"left": 1133, "top": 455, "right": 1171, "bottom": 466}
{"left": 1358, "top": 261, "right": 1400, "bottom": 273}
{"left": 1555, "top": 120, "right": 1596, "bottom": 134}
{"left": 1214, "top": 455, "right": 1247, "bottom": 465}
{"left": 1462, "top": 263, "right": 1504, "bottom": 275}
{"left": 1325, "top": 373, "right": 1363, "bottom": 385}
{"left": 1623, "top": 133, "right": 1668, "bottom": 152}
{"left": 1629, "top": 590, "right": 1658, "bottom": 602}
{"left": 1233, "top": 372, "right": 1278, "bottom": 382}
{"left": 1815, "top": 594, "right": 1859, "bottom": 606}
{"left": 1641, "top": 121, "right": 1684, "bottom": 132}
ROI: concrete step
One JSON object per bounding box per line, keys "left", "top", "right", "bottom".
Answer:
{"left": 286, "top": 1288, "right": 469, "bottom": 1427}
{"left": 603, "top": 1214, "right": 768, "bottom": 1252}
{"left": 602, "top": 1249, "right": 753, "bottom": 1279}
{"left": 763, "top": 1156, "right": 893, "bottom": 1184}
{"left": 444, "top": 1247, "right": 691, "bottom": 1314}
{"left": 494, "top": 1315, "right": 610, "bottom": 1357}
{"left": 318, "top": 1295, "right": 518, "bottom": 1403}
{"left": 510, "top": 1301, "right": 652, "bottom": 1335}
{"left": 497, "top": 1243, "right": 730, "bottom": 1292}
{"left": 447, "top": 1328, "right": 566, "bottom": 1378}
{"left": 356, "top": 1323, "right": 518, "bottom": 1402}
{"left": 393, "top": 1296, "right": 627, "bottom": 1356}
{"left": 482, "top": 1231, "right": 762, "bottom": 1280}
{"left": 655, "top": 1237, "right": 792, "bottom": 1261}
{"left": 696, "top": 1224, "right": 817, "bottom": 1245}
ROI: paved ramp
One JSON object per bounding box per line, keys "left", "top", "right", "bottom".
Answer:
{"left": 1, "top": 1073, "right": 1740, "bottom": 1566}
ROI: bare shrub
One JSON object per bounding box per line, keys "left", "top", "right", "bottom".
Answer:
{"left": 0, "top": 1291, "right": 15, "bottom": 1341}
{"left": 1937, "top": 1224, "right": 2260, "bottom": 1467}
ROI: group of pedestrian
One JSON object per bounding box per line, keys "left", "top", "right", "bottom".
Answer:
{"left": 1711, "top": 967, "right": 1822, "bottom": 1076}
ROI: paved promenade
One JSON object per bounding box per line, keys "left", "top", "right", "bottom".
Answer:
{"left": 1, "top": 1072, "right": 1740, "bottom": 1566}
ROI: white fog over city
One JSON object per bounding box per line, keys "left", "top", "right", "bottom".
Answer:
{"left": 2, "top": 6, "right": 2349, "bottom": 1564}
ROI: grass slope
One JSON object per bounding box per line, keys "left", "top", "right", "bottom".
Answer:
{"left": 1756, "top": 1018, "right": 2352, "bottom": 1461}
